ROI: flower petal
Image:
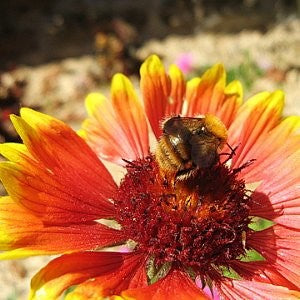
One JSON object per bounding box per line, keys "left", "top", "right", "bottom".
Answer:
{"left": 218, "top": 280, "right": 300, "bottom": 300}
{"left": 111, "top": 74, "right": 149, "bottom": 160}
{"left": 0, "top": 160, "right": 115, "bottom": 222}
{"left": 30, "top": 251, "right": 147, "bottom": 300}
{"left": 240, "top": 116, "right": 300, "bottom": 183}
{"left": 0, "top": 142, "right": 30, "bottom": 162}
{"left": 185, "top": 64, "right": 226, "bottom": 116}
{"left": 216, "top": 80, "right": 243, "bottom": 128}
{"left": 18, "top": 108, "right": 116, "bottom": 196}
{"left": 231, "top": 260, "right": 298, "bottom": 290}
{"left": 122, "top": 269, "right": 209, "bottom": 300}
{"left": 79, "top": 93, "right": 148, "bottom": 165}
{"left": 248, "top": 224, "right": 300, "bottom": 288}
{"left": 81, "top": 93, "right": 132, "bottom": 164}
{"left": 140, "top": 55, "right": 171, "bottom": 138}
{"left": 227, "top": 90, "right": 284, "bottom": 169}
{"left": 250, "top": 149, "right": 300, "bottom": 228}
{"left": 0, "top": 196, "right": 124, "bottom": 258}
{"left": 0, "top": 110, "right": 126, "bottom": 257}
{"left": 0, "top": 109, "right": 117, "bottom": 222}
{"left": 64, "top": 254, "right": 147, "bottom": 299}
{"left": 165, "top": 64, "right": 186, "bottom": 116}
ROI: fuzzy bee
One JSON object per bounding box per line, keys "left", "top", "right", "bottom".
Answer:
{"left": 155, "top": 115, "right": 228, "bottom": 181}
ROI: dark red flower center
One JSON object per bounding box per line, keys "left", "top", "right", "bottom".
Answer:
{"left": 114, "top": 155, "right": 252, "bottom": 279}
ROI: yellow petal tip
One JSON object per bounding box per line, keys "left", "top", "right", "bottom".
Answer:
{"left": 85, "top": 93, "right": 107, "bottom": 116}
{"left": 225, "top": 80, "right": 243, "bottom": 104}
{"left": 140, "top": 54, "right": 164, "bottom": 76}
{"left": 202, "top": 63, "right": 225, "bottom": 83}
{"left": 169, "top": 64, "right": 184, "bottom": 79}
{"left": 111, "top": 73, "right": 132, "bottom": 93}
{"left": 187, "top": 77, "right": 201, "bottom": 89}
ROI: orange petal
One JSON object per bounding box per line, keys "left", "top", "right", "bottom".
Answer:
{"left": 0, "top": 110, "right": 126, "bottom": 257}
{"left": 0, "top": 159, "right": 115, "bottom": 222}
{"left": 165, "top": 64, "right": 186, "bottom": 116}
{"left": 216, "top": 80, "right": 243, "bottom": 128}
{"left": 185, "top": 64, "right": 226, "bottom": 116}
{"left": 30, "top": 251, "right": 147, "bottom": 300}
{"left": 122, "top": 269, "right": 209, "bottom": 300}
{"left": 0, "top": 109, "right": 117, "bottom": 221}
{"left": 17, "top": 108, "right": 116, "bottom": 197}
{"left": 0, "top": 196, "right": 124, "bottom": 259}
{"left": 227, "top": 90, "right": 284, "bottom": 169}
{"left": 248, "top": 224, "right": 300, "bottom": 288}
{"left": 218, "top": 279, "right": 300, "bottom": 300}
{"left": 184, "top": 77, "right": 201, "bottom": 116}
{"left": 111, "top": 73, "right": 149, "bottom": 159}
{"left": 140, "top": 55, "right": 171, "bottom": 138}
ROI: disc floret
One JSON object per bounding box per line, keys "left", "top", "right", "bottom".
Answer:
{"left": 114, "top": 155, "right": 252, "bottom": 280}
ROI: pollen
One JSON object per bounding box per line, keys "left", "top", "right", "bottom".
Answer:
{"left": 114, "top": 155, "right": 253, "bottom": 280}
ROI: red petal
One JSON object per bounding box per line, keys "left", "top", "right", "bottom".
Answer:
{"left": 0, "top": 109, "right": 117, "bottom": 223}
{"left": 250, "top": 150, "right": 300, "bottom": 228}
{"left": 231, "top": 260, "right": 298, "bottom": 290}
{"left": 218, "top": 280, "right": 300, "bottom": 300}
{"left": 30, "top": 251, "right": 147, "bottom": 300}
{"left": 65, "top": 253, "right": 147, "bottom": 299}
{"left": 248, "top": 224, "right": 300, "bottom": 288}
{"left": 0, "top": 196, "right": 124, "bottom": 259}
{"left": 122, "top": 269, "right": 209, "bottom": 300}
{"left": 14, "top": 109, "right": 116, "bottom": 197}
{"left": 0, "top": 110, "right": 126, "bottom": 257}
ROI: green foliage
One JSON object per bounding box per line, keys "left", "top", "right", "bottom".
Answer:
{"left": 190, "top": 52, "right": 264, "bottom": 92}
{"left": 249, "top": 216, "right": 274, "bottom": 231}
{"left": 239, "top": 248, "right": 266, "bottom": 262}
{"left": 6, "top": 291, "right": 17, "bottom": 300}
{"left": 219, "top": 266, "right": 241, "bottom": 279}
{"left": 226, "top": 53, "right": 264, "bottom": 91}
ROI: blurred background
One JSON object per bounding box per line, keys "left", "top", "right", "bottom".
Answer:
{"left": 0, "top": 0, "right": 299, "bottom": 299}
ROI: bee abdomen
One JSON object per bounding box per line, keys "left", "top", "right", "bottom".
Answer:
{"left": 156, "top": 135, "right": 189, "bottom": 174}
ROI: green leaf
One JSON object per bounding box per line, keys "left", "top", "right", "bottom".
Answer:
{"left": 219, "top": 266, "right": 240, "bottom": 280}
{"left": 249, "top": 216, "right": 274, "bottom": 231}
{"left": 150, "top": 262, "right": 172, "bottom": 284}
{"left": 239, "top": 248, "right": 265, "bottom": 262}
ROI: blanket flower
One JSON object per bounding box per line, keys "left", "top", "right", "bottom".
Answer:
{"left": 0, "top": 55, "right": 299, "bottom": 299}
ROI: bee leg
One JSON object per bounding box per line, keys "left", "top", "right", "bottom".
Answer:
{"left": 226, "top": 142, "right": 238, "bottom": 155}
{"left": 219, "top": 144, "right": 239, "bottom": 164}
{"left": 232, "top": 159, "right": 256, "bottom": 174}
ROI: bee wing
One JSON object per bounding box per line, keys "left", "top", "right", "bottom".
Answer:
{"left": 163, "top": 117, "right": 190, "bottom": 141}
{"left": 179, "top": 117, "right": 207, "bottom": 137}
{"left": 163, "top": 116, "right": 205, "bottom": 141}
{"left": 190, "top": 135, "right": 218, "bottom": 168}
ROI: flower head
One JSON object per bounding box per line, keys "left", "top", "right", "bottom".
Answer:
{"left": 0, "top": 55, "right": 299, "bottom": 299}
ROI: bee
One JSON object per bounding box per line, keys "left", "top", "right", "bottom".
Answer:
{"left": 155, "top": 114, "right": 228, "bottom": 181}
